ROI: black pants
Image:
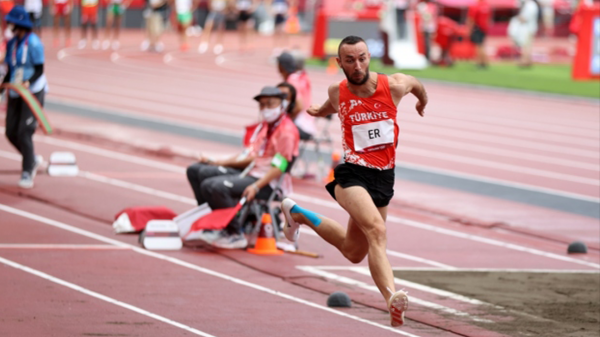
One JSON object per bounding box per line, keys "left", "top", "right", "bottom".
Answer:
{"left": 396, "top": 8, "right": 407, "bottom": 39}
{"left": 5, "top": 90, "right": 45, "bottom": 174}
{"left": 186, "top": 162, "right": 273, "bottom": 234}
{"left": 295, "top": 123, "right": 312, "bottom": 141}
{"left": 423, "top": 32, "right": 432, "bottom": 60}
{"left": 470, "top": 25, "right": 486, "bottom": 45}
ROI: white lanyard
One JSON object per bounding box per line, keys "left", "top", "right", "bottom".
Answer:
{"left": 259, "top": 117, "right": 284, "bottom": 156}
{"left": 11, "top": 34, "right": 30, "bottom": 68}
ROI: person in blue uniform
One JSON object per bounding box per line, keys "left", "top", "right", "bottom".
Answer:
{"left": 1, "top": 6, "right": 47, "bottom": 188}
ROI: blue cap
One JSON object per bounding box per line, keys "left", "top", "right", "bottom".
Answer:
{"left": 5, "top": 6, "right": 33, "bottom": 29}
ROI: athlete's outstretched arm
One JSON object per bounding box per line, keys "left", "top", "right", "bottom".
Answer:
{"left": 390, "top": 73, "right": 428, "bottom": 117}
{"left": 307, "top": 83, "right": 339, "bottom": 117}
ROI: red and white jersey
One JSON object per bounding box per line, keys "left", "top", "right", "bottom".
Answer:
{"left": 338, "top": 73, "right": 399, "bottom": 170}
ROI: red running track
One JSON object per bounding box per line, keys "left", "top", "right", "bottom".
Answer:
{"left": 0, "top": 29, "right": 599, "bottom": 337}
{"left": 44, "top": 31, "right": 600, "bottom": 200}
{"left": 1, "top": 126, "right": 598, "bottom": 336}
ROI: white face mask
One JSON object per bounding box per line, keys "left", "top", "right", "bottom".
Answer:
{"left": 282, "top": 99, "right": 289, "bottom": 111}
{"left": 4, "top": 26, "right": 14, "bottom": 40}
{"left": 260, "top": 105, "right": 283, "bottom": 123}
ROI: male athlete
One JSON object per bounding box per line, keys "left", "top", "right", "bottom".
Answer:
{"left": 280, "top": 35, "right": 428, "bottom": 327}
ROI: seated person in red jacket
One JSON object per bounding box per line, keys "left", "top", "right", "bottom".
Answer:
{"left": 186, "top": 86, "right": 300, "bottom": 249}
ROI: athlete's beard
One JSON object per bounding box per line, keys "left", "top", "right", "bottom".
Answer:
{"left": 343, "top": 66, "right": 370, "bottom": 85}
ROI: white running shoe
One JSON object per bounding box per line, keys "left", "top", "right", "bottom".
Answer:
{"left": 102, "top": 40, "right": 110, "bottom": 50}
{"left": 198, "top": 42, "right": 208, "bottom": 54}
{"left": 111, "top": 41, "right": 120, "bottom": 50}
{"left": 389, "top": 290, "right": 409, "bottom": 327}
{"left": 213, "top": 44, "right": 223, "bottom": 55}
{"left": 78, "top": 39, "right": 87, "bottom": 49}
{"left": 92, "top": 39, "right": 100, "bottom": 50}
{"left": 195, "top": 230, "right": 222, "bottom": 244}
{"left": 281, "top": 198, "right": 300, "bottom": 242}
{"left": 32, "top": 155, "right": 43, "bottom": 180}
{"left": 155, "top": 42, "right": 165, "bottom": 53}
{"left": 18, "top": 171, "right": 33, "bottom": 189}
{"left": 140, "top": 39, "right": 150, "bottom": 51}
{"left": 212, "top": 233, "right": 248, "bottom": 249}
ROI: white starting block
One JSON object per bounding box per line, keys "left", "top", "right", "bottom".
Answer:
{"left": 139, "top": 220, "right": 183, "bottom": 250}
{"left": 47, "top": 152, "right": 79, "bottom": 177}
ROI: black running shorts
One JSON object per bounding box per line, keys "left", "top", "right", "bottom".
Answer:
{"left": 470, "top": 26, "right": 486, "bottom": 45}
{"left": 275, "top": 14, "right": 286, "bottom": 26}
{"left": 238, "top": 10, "right": 252, "bottom": 22}
{"left": 325, "top": 162, "right": 395, "bottom": 208}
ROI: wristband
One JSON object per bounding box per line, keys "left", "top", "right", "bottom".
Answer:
{"left": 252, "top": 183, "right": 260, "bottom": 192}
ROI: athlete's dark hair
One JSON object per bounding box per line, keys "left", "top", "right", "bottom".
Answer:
{"left": 14, "top": 24, "right": 32, "bottom": 33}
{"left": 276, "top": 82, "right": 297, "bottom": 114}
{"left": 338, "top": 36, "right": 366, "bottom": 57}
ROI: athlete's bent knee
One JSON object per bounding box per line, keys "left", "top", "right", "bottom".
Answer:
{"left": 363, "top": 222, "right": 387, "bottom": 246}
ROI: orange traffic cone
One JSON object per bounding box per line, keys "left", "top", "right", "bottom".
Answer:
{"left": 325, "top": 151, "right": 341, "bottom": 183}
{"left": 285, "top": 6, "right": 301, "bottom": 34}
{"left": 326, "top": 57, "right": 338, "bottom": 75}
{"left": 248, "top": 213, "right": 284, "bottom": 255}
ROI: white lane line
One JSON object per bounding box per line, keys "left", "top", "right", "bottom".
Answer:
{"left": 299, "top": 228, "right": 455, "bottom": 270}
{"left": 296, "top": 266, "right": 493, "bottom": 323}
{"left": 385, "top": 250, "right": 456, "bottom": 270}
{"left": 399, "top": 147, "right": 599, "bottom": 186}
{"left": 80, "top": 171, "right": 196, "bottom": 205}
{"left": 47, "top": 79, "right": 252, "bottom": 125}
{"left": 406, "top": 117, "right": 600, "bottom": 148}
{"left": 430, "top": 114, "right": 600, "bottom": 139}
{"left": 399, "top": 124, "right": 600, "bottom": 159}
{"left": 81, "top": 171, "right": 456, "bottom": 271}
{"left": 0, "top": 255, "right": 216, "bottom": 337}
{"left": 349, "top": 267, "right": 486, "bottom": 306}
{"left": 396, "top": 161, "right": 600, "bottom": 203}
{"left": 32, "top": 135, "right": 193, "bottom": 172}
{"left": 4, "top": 137, "right": 598, "bottom": 269}
{"left": 0, "top": 244, "right": 129, "bottom": 250}
{"left": 55, "top": 46, "right": 596, "bottom": 146}
{"left": 57, "top": 46, "right": 599, "bottom": 134}
{"left": 289, "top": 195, "right": 600, "bottom": 270}
{"left": 390, "top": 267, "right": 600, "bottom": 273}
{"left": 389, "top": 215, "right": 600, "bottom": 270}
{"left": 24, "top": 103, "right": 600, "bottom": 201}
{"left": 0, "top": 147, "right": 196, "bottom": 208}
{"left": 0, "top": 204, "right": 421, "bottom": 337}
{"left": 401, "top": 134, "right": 600, "bottom": 171}
{"left": 311, "top": 266, "right": 555, "bottom": 322}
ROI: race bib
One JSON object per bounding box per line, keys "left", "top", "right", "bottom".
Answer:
{"left": 12, "top": 68, "right": 24, "bottom": 85}
{"left": 352, "top": 119, "right": 394, "bottom": 152}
